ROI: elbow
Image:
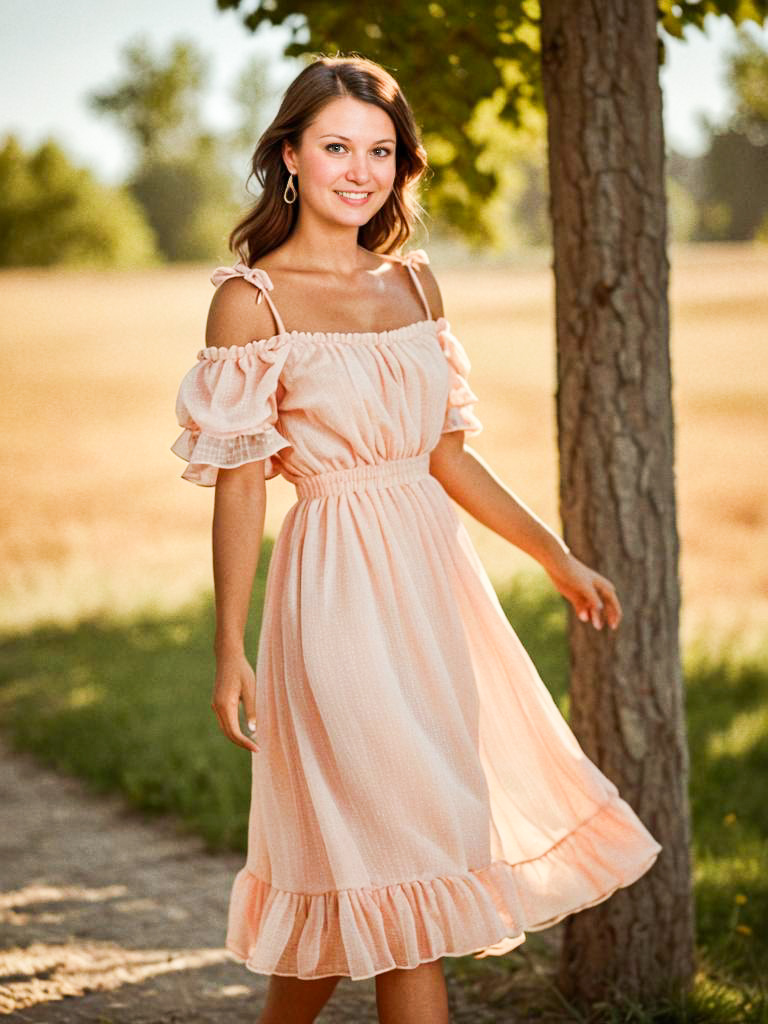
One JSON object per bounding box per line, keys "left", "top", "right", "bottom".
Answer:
{"left": 429, "top": 431, "right": 469, "bottom": 494}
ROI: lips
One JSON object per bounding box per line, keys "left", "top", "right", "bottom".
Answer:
{"left": 335, "top": 190, "right": 372, "bottom": 204}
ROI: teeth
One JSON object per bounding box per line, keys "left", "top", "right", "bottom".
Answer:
{"left": 336, "top": 191, "right": 370, "bottom": 198}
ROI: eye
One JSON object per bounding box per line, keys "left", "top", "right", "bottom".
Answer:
{"left": 324, "top": 142, "right": 393, "bottom": 157}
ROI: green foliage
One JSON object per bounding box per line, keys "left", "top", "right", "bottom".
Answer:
{"left": 88, "top": 34, "right": 245, "bottom": 261}
{"left": 727, "top": 26, "right": 768, "bottom": 139}
{"left": 129, "top": 136, "right": 243, "bottom": 262}
{"left": 217, "top": 0, "right": 768, "bottom": 246}
{"left": 464, "top": 90, "right": 550, "bottom": 250}
{"left": 704, "top": 27, "right": 768, "bottom": 239}
{"left": 87, "top": 34, "right": 209, "bottom": 164}
{"left": 0, "top": 537, "right": 274, "bottom": 849}
{"left": 230, "top": 53, "right": 286, "bottom": 162}
{"left": 217, "top": 0, "right": 543, "bottom": 245}
{"left": 699, "top": 128, "right": 768, "bottom": 238}
{"left": 658, "top": 0, "right": 768, "bottom": 40}
{"left": 668, "top": 27, "right": 768, "bottom": 241}
{"left": 666, "top": 177, "right": 700, "bottom": 242}
{"left": 0, "top": 134, "right": 159, "bottom": 268}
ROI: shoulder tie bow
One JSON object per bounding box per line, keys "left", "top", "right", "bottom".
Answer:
{"left": 402, "top": 248, "right": 430, "bottom": 267}
{"left": 210, "top": 262, "right": 275, "bottom": 305}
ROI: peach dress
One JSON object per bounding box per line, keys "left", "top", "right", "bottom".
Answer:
{"left": 172, "top": 249, "right": 662, "bottom": 981}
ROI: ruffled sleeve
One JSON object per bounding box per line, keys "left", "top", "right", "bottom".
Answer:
{"left": 171, "top": 336, "right": 291, "bottom": 486}
{"left": 436, "top": 316, "right": 483, "bottom": 437}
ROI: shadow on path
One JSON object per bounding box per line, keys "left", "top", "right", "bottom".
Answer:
{"left": 0, "top": 736, "right": 380, "bottom": 1023}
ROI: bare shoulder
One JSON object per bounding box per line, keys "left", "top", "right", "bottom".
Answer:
{"left": 205, "top": 276, "right": 279, "bottom": 349}
{"left": 413, "top": 261, "right": 445, "bottom": 320}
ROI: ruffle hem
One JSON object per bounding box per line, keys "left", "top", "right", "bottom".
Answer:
{"left": 225, "top": 791, "right": 661, "bottom": 981}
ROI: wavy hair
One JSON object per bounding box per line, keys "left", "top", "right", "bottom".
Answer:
{"left": 228, "top": 55, "right": 429, "bottom": 264}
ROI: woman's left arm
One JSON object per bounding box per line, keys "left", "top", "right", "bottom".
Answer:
{"left": 429, "top": 433, "right": 622, "bottom": 632}
{"left": 415, "top": 260, "right": 621, "bottom": 633}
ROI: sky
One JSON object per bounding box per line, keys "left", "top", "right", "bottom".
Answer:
{"left": 1, "top": 1, "right": 767, "bottom": 185}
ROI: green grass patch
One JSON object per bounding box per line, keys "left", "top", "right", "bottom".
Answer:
{"left": 0, "top": 540, "right": 275, "bottom": 850}
{"left": 1, "top": 553, "right": 766, "bottom": 1021}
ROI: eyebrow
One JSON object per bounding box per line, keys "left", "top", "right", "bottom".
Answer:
{"left": 318, "top": 134, "right": 396, "bottom": 144}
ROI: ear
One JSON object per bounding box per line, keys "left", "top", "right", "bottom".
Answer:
{"left": 281, "top": 140, "right": 297, "bottom": 176}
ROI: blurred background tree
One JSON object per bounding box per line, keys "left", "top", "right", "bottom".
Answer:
{"left": 0, "top": 35, "right": 286, "bottom": 268}
{"left": 87, "top": 35, "right": 246, "bottom": 262}
{"left": 2, "top": 10, "right": 767, "bottom": 265}
{"left": 668, "top": 27, "right": 768, "bottom": 241}
{"left": 0, "top": 134, "right": 158, "bottom": 267}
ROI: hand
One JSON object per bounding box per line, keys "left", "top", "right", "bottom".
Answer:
{"left": 546, "top": 551, "right": 622, "bottom": 631}
{"left": 211, "top": 650, "right": 261, "bottom": 753}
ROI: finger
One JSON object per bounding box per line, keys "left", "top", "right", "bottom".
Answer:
{"left": 594, "top": 578, "right": 622, "bottom": 629}
{"left": 224, "top": 707, "right": 260, "bottom": 753}
{"left": 580, "top": 584, "right": 603, "bottom": 629}
{"left": 603, "top": 594, "right": 621, "bottom": 629}
{"left": 575, "top": 584, "right": 605, "bottom": 627}
{"left": 214, "top": 702, "right": 260, "bottom": 754}
{"left": 241, "top": 685, "right": 258, "bottom": 737}
{"left": 239, "top": 706, "right": 260, "bottom": 746}
{"left": 590, "top": 576, "right": 622, "bottom": 631}
{"left": 225, "top": 706, "right": 261, "bottom": 754}
{"left": 575, "top": 593, "right": 596, "bottom": 622}
{"left": 212, "top": 704, "right": 229, "bottom": 737}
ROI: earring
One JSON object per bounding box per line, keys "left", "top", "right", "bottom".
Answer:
{"left": 283, "top": 172, "right": 297, "bottom": 205}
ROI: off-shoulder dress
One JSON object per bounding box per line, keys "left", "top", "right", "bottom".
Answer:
{"left": 171, "top": 248, "right": 662, "bottom": 981}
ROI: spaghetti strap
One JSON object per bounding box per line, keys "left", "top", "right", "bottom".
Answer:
{"left": 210, "top": 261, "right": 289, "bottom": 337}
{"left": 400, "top": 249, "right": 433, "bottom": 321}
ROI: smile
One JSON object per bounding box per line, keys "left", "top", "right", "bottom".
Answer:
{"left": 335, "top": 191, "right": 372, "bottom": 203}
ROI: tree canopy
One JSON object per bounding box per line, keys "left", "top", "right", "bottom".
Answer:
{"left": 217, "top": 0, "right": 767, "bottom": 243}
{"left": 0, "top": 134, "right": 158, "bottom": 268}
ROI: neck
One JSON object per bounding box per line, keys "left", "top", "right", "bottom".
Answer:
{"left": 278, "top": 212, "right": 373, "bottom": 275}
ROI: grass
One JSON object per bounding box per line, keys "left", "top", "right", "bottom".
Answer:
{"left": 1, "top": 556, "right": 766, "bottom": 1021}
{"left": 0, "top": 539, "right": 271, "bottom": 852}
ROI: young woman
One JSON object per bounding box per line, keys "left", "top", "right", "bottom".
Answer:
{"left": 172, "top": 55, "right": 662, "bottom": 1024}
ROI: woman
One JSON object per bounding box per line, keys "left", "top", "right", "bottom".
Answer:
{"left": 172, "top": 54, "right": 661, "bottom": 1024}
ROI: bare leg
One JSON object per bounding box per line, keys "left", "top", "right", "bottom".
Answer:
{"left": 257, "top": 973, "right": 342, "bottom": 1024}
{"left": 375, "top": 959, "right": 451, "bottom": 1024}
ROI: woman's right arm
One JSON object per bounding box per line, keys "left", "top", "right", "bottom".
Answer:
{"left": 211, "top": 460, "right": 266, "bottom": 753}
{"left": 203, "top": 277, "right": 282, "bottom": 753}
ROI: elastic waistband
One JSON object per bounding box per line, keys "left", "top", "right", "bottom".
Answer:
{"left": 294, "top": 453, "right": 431, "bottom": 499}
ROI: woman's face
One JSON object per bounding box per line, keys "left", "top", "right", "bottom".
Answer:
{"left": 283, "top": 96, "right": 398, "bottom": 229}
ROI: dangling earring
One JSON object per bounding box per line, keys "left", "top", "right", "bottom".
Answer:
{"left": 283, "top": 172, "right": 297, "bottom": 205}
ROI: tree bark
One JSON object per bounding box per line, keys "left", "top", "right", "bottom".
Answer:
{"left": 539, "top": 0, "right": 695, "bottom": 1004}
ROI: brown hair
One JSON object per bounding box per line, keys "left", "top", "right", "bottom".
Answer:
{"left": 228, "top": 55, "right": 429, "bottom": 264}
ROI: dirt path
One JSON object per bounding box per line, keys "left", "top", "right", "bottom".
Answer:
{"left": 0, "top": 737, "right": 382, "bottom": 1023}
{"left": 0, "top": 738, "right": 562, "bottom": 1023}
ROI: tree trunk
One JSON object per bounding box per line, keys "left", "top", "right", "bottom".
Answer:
{"left": 539, "top": 0, "right": 695, "bottom": 1004}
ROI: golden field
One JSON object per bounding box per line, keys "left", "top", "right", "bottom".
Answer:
{"left": 3, "top": 244, "right": 767, "bottom": 649}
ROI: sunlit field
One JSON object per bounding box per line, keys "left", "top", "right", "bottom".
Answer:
{"left": 3, "top": 243, "right": 767, "bottom": 649}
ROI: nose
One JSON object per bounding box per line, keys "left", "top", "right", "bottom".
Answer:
{"left": 345, "top": 152, "right": 370, "bottom": 184}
